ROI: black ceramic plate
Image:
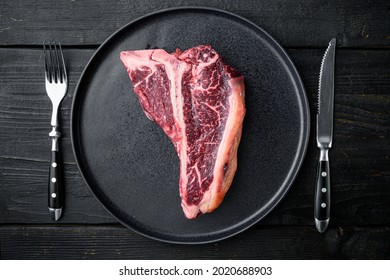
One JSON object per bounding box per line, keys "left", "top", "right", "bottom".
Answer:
{"left": 71, "top": 7, "right": 309, "bottom": 244}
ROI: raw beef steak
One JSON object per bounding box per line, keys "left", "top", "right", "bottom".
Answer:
{"left": 120, "top": 45, "right": 245, "bottom": 219}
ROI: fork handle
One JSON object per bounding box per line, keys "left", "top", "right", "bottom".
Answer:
{"left": 48, "top": 128, "right": 63, "bottom": 221}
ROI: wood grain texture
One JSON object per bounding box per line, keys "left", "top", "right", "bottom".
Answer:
{"left": 1, "top": 48, "right": 389, "bottom": 225}
{"left": 0, "top": 0, "right": 390, "bottom": 47}
{"left": 1, "top": 225, "right": 388, "bottom": 259}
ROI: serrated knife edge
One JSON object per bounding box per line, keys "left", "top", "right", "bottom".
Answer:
{"left": 317, "top": 38, "right": 336, "bottom": 148}
{"left": 318, "top": 39, "right": 334, "bottom": 114}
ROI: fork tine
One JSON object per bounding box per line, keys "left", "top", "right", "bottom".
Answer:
{"left": 43, "top": 43, "right": 51, "bottom": 82}
{"left": 53, "top": 43, "right": 61, "bottom": 83}
{"left": 52, "top": 42, "right": 58, "bottom": 83}
{"left": 58, "top": 43, "right": 67, "bottom": 83}
{"left": 49, "top": 42, "right": 57, "bottom": 83}
{"left": 48, "top": 43, "right": 53, "bottom": 82}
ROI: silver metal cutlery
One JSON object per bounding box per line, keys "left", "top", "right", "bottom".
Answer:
{"left": 43, "top": 42, "right": 68, "bottom": 221}
{"left": 315, "top": 38, "right": 336, "bottom": 233}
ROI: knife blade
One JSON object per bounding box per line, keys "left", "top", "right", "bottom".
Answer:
{"left": 315, "top": 38, "right": 336, "bottom": 233}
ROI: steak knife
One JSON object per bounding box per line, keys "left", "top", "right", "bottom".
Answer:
{"left": 315, "top": 38, "right": 336, "bottom": 233}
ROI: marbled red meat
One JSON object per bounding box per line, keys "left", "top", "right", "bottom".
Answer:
{"left": 120, "top": 45, "right": 245, "bottom": 219}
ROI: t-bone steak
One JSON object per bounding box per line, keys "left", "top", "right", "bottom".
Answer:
{"left": 120, "top": 45, "right": 246, "bottom": 219}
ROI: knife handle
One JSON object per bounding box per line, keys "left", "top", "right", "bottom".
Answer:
{"left": 48, "top": 131, "right": 63, "bottom": 221}
{"left": 314, "top": 157, "right": 330, "bottom": 233}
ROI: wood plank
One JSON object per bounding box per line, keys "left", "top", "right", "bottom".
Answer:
{"left": 0, "top": 0, "right": 390, "bottom": 47}
{"left": 0, "top": 48, "right": 389, "bottom": 225}
{"left": 1, "top": 225, "right": 388, "bottom": 259}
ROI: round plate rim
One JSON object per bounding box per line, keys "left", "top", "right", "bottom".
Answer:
{"left": 70, "top": 6, "right": 310, "bottom": 244}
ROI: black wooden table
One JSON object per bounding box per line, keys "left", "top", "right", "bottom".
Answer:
{"left": 1, "top": 0, "right": 389, "bottom": 259}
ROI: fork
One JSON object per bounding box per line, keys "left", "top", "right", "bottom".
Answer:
{"left": 44, "top": 42, "right": 68, "bottom": 221}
